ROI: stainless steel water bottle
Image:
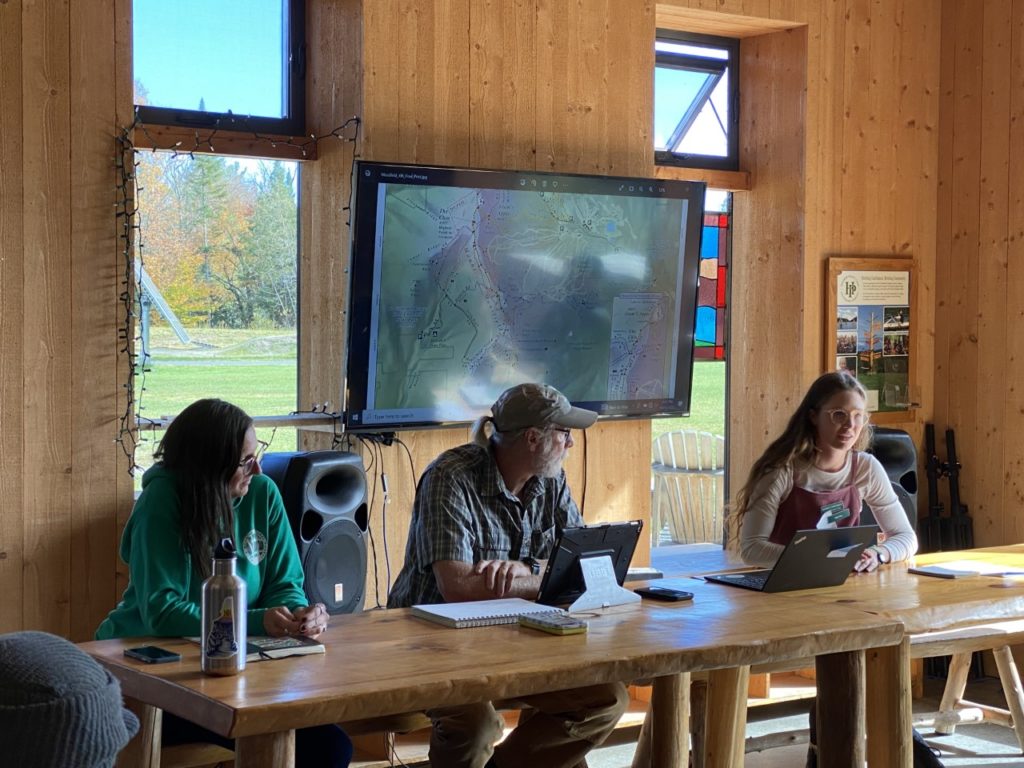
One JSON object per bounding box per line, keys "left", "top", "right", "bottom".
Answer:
{"left": 201, "top": 537, "right": 247, "bottom": 675}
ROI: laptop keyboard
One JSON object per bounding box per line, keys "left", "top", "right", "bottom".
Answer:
{"left": 710, "top": 571, "right": 770, "bottom": 589}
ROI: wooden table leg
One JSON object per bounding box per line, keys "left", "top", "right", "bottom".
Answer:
{"left": 865, "top": 639, "right": 911, "bottom": 768}
{"left": 235, "top": 731, "right": 295, "bottom": 768}
{"left": 816, "top": 650, "right": 864, "bottom": 768}
{"left": 631, "top": 673, "right": 690, "bottom": 768}
{"left": 690, "top": 679, "right": 708, "bottom": 768}
{"left": 703, "top": 666, "right": 749, "bottom": 768}
{"left": 631, "top": 708, "right": 652, "bottom": 768}
{"left": 117, "top": 697, "right": 161, "bottom": 768}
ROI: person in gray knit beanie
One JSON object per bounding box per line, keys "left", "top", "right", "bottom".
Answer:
{"left": 0, "top": 630, "right": 140, "bottom": 768}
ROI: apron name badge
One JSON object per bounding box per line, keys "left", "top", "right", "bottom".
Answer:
{"left": 816, "top": 501, "right": 851, "bottom": 529}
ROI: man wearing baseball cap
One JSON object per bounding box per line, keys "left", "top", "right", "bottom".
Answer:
{"left": 388, "top": 383, "right": 626, "bottom": 768}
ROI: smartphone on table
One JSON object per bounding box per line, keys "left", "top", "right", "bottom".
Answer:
{"left": 634, "top": 586, "right": 695, "bottom": 602}
{"left": 124, "top": 645, "right": 182, "bottom": 664}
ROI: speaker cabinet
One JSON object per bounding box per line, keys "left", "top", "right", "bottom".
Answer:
{"left": 261, "top": 451, "right": 368, "bottom": 614}
{"left": 862, "top": 427, "right": 918, "bottom": 528}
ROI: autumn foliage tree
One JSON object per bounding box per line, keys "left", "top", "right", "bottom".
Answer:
{"left": 137, "top": 151, "right": 297, "bottom": 329}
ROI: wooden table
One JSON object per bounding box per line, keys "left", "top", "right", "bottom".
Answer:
{"left": 768, "top": 545, "right": 1024, "bottom": 765}
{"left": 667, "top": 544, "right": 1024, "bottom": 767}
{"left": 82, "top": 585, "right": 903, "bottom": 768}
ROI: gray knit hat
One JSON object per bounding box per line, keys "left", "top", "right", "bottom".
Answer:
{"left": 0, "top": 631, "right": 140, "bottom": 768}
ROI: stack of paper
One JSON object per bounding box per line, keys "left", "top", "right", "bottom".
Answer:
{"left": 909, "top": 560, "right": 1024, "bottom": 579}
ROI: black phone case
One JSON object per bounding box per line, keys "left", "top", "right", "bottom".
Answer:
{"left": 124, "top": 646, "right": 181, "bottom": 664}
{"left": 635, "top": 586, "right": 694, "bottom": 602}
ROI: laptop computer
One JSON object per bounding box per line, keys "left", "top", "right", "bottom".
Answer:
{"left": 704, "top": 526, "right": 878, "bottom": 593}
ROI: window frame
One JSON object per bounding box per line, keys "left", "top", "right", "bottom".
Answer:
{"left": 655, "top": 30, "right": 739, "bottom": 172}
{"left": 133, "top": 0, "right": 307, "bottom": 136}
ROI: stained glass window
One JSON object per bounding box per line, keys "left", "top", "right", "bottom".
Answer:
{"left": 694, "top": 209, "right": 729, "bottom": 360}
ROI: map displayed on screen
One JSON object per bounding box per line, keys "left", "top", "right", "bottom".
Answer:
{"left": 359, "top": 181, "right": 692, "bottom": 425}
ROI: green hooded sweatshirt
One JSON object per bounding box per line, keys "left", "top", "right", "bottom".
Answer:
{"left": 96, "top": 465, "right": 307, "bottom": 639}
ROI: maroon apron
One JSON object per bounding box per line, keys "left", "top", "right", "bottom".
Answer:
{"left": 768, "top": 452, "right": 862, "bottom": 546}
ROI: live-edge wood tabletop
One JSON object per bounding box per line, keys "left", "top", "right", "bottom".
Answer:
{"left": 80, "top": 578, "right": 903, "bottom": 742}
{"left": 742, "top": 545, "right": 1024, "bottom": 633}
{"left": 649, "top": 542, "right": 1024, "bottom": 768}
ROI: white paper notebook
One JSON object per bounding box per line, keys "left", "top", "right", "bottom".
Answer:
{"left": 411, "top": 598, "right": 565, "bottom": 629}
{"left": 909, "top": 560, "right": 1024, "bottom": 579}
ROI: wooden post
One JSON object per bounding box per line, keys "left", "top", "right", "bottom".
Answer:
{"left": 816, "top": 650, "right": 865, "bottom": 767}
{"left": 703, "top": 666, "right": 749, "bottom": 767}
{"left": 116, "top": 697, "right": 161, "bottom": 768}
{"left": 934, "top": 652, "right": 971, "bottom": 733}
{"left": 992, "top": 645, "right": 1024, "bottom": 749}
{"left": 865, "top": 639, "right": 912, "bottom": 768}
{"left": 690, "top": 679, "right": 708, "bottom": 768}
{"left": 234, "top": 731, "right": 295, "bottom": 768}
{"left": 632, "top": 673, "right": 690, "bottom": 768}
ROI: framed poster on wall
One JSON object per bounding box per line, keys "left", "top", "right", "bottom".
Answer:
{"left": 826, "top": 257, "right": 916, "bottom": 424}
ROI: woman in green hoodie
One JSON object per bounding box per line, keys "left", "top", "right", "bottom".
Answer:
{"left": 96, "top": 398, "right": 351, "bottom": 767}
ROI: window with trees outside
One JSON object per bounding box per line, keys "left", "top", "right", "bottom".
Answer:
{"left": 132, "top": 0, "right": 304, "bottom": 481}
{"left": 133, "top": 153, "right": 300, "bottom": 475}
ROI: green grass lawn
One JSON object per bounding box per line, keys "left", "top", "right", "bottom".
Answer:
{"left": 653, "top": 361, "right": 726, "bottom": 440}
{"left": 136, "top": 326, "right": 726, "bottom": 470}
{"left": 136, "top": 327, "right": 300, "bottom": 471}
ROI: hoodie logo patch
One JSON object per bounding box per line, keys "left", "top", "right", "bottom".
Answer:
{"left": 242, "top": 529, "right": 267, "bottom": 565}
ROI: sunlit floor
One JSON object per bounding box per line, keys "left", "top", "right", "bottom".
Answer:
{"left": 586, "top": 676, "right": 1022, "bottom": 768}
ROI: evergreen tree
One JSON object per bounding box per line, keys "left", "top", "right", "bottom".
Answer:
{"left": 245, "top": 163, "right": 298, "bottom": 326}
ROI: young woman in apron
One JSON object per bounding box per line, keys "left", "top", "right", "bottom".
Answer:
{"left": 731, "top": 370, "right": 918, "bottom": 573}
{"left": 730, "top": 371, "right": 935, "bottom": 766}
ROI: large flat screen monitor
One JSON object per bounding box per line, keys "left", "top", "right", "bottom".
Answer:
{"left": 345, "top": 160, "right": 706, "bottom": 431}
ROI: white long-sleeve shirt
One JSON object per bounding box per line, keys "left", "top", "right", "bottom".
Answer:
{"left": 740, "top": 451, "right": 918, "bottom": 568}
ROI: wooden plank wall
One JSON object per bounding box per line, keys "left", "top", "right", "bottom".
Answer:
{"left": 0, "top": 0, "right": 130, "bottom": 640}
{"left": 0, "top": 0, "right": 26, "bottom": 636}
{"left": 934, "top": 0, "right": 1024, "bottom": 546}
{"left": 347, "top": 0, "right": 657, "bottom": 604}
{"left": 728, "top": 25, "right": 808, "bottom": 496}
{"left": 8, "top": 0, "right": 1007, "bottom": 638}
{"left": 657, "top": 0, "right": 939, "bottom": 512}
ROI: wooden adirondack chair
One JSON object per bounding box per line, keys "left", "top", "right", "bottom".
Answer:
{"left": 651, "top": 430, "right": 726, "bottom": 546}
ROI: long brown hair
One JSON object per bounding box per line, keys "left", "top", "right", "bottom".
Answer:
{"left": 728, "top": 372, "right": 872, "bottom": 550}
{"left": 154, "top": 399, "right": 252, "bottom": 578}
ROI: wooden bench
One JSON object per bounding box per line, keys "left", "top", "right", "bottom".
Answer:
{"left": 909, "top": 619, "right": 1024, "bottom": 751}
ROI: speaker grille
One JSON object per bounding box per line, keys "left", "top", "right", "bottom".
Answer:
{"left": 261, "top": 450, "right": 369, "bottom": 615}
{"left": 303, "top": 518, "right": 367, "bottom": 614}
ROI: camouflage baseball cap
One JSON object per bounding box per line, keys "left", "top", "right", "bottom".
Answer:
{"left": 491, "top": 383, "right": 597, "bottom": 432}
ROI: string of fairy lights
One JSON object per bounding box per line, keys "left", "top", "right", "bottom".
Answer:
{"left": 114, "top": 111, "right": 361, "bottom": 474}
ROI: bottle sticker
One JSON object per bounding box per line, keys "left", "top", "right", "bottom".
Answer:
{"left": 205, "top": 596, "right": 239, "bottom": 658}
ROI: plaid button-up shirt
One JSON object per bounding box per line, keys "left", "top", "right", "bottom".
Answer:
{"left": 387, "top": 443, "right": 583, "bottom": 607}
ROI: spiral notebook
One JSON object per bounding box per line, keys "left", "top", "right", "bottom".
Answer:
{"left": 411, "top": 598, "right": 565, "bottom": 629}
